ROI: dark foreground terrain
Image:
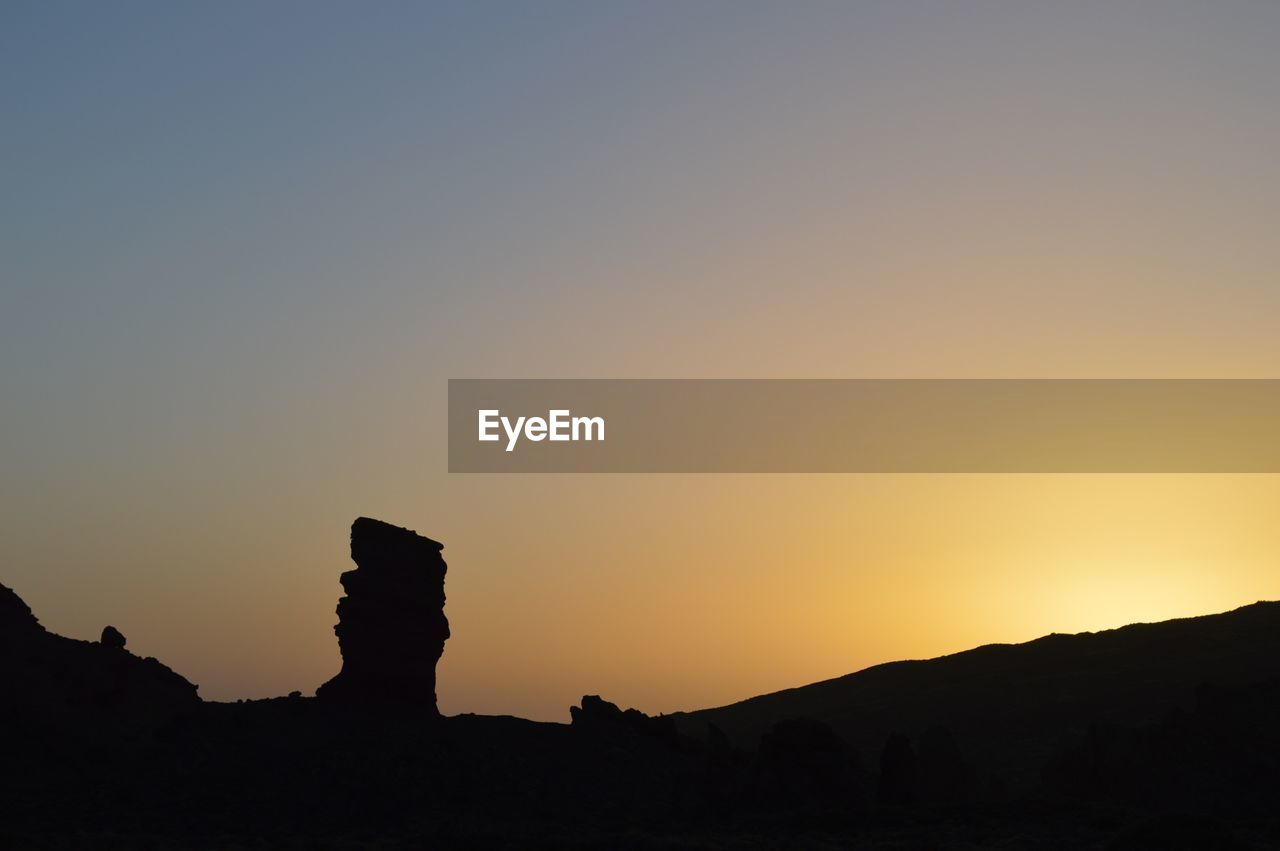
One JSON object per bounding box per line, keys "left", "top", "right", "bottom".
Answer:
{"left": 4, "top": 575, "right": 1280, "bottom": 849}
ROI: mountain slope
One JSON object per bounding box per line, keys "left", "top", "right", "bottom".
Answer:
{"left": 672, "top": 601, "right": 1280, "bottom": 790}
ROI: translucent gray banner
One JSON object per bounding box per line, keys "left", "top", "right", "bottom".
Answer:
{"left": 448, "top": 379, "right": 1280, "bottom": 473}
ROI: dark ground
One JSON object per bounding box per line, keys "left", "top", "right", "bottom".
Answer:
{"left": 4, "top": 582, "right": 1280, "bottom": 849}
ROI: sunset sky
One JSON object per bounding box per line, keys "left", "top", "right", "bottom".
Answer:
{"left": 4, "top": 2, "right": 1280, "bottom": 721}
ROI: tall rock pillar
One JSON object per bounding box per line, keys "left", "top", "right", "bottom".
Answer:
{"left": 316, "top": 517, "right": 450, "bottom": 711}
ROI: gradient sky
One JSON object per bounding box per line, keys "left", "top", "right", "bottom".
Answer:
{"left": 3, "top": 2, "right": 1280, "bottom": 721}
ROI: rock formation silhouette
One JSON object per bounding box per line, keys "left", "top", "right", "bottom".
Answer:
{"left": 316, "top": 517, "right": 450, "bottom": 710}
{"left": 570, "top": 694, "right": 683, "bottom": 745}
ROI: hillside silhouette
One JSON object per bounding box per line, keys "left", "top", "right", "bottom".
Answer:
{"left": 673, "top": 602, "right": 1280, "bottom": 795}
{"left": 3, "top": 518, "right": 1279, "bottom": 849}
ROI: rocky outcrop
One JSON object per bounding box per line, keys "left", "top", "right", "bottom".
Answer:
{"left": 570, "top": 694, "right": 679, "bottom": 740}
{"left": 316, "top": 517, "right": 450, "bottom": 710}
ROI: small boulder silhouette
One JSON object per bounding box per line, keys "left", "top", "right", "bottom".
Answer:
{"left": 316, "top": 517, "right": 450, "bottom": 710}
{"left": 100, "top": 625, "right": 127, "bottom": 649}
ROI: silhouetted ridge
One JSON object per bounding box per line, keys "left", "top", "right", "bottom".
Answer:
{"left": 0, "top": 581, "right": 40, "bottom": 634}
{"left": 674, "top": 601, "right": 1280, "bottom": 792}
{"left": 316, "top": 517, "right": 450, "bottom": 710}
{"left": 0, "top": 582, "right": 198, "bottom": 726}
